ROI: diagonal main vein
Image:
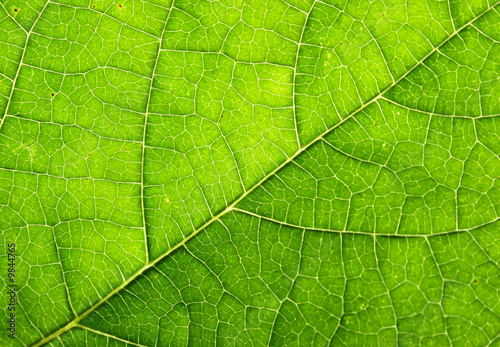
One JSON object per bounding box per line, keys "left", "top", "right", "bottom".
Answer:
{"left": 31, "top": 2, "right": 500, "bottom": 345}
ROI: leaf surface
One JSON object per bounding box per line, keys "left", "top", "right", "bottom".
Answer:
{"left": 0, "top": 0, "right": 499, "bottom": 346}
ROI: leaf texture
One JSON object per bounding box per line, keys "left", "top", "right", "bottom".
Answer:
{"left": 0, "top": 0, "right": 499, "bottom": 346}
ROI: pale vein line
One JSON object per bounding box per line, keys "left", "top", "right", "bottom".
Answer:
{"left": 266, "top": 227, "right": 306, "bottom": 346}
{"left": 0, "top": 1, "right": 51, "bottom": 133}
{"left": 50, "top": 221, "right": 78, "bottom": 316}
{"left": 467, "top": 230, "right": 500, "bottom": 271}
{"left": 424, "top": 236, "right": 453, "bottom": 345}
{"left": 233, "top": 208, "right": 500, "bottom": 238}
{"left": 50, "top": 0, "right": 160, "bottom": 40}
{"left": 380, "top": 97, "right": 499, "bottom": 119}
{"left": 471, "top": 24, "right": 500, "bottom": 44}
{"left": 373, "top": 236, "right": 399, "bottom": 344}
{"left": 139, "top": 0, "right": 176, "bottom": 264}
{"left": 292, "top": 1, "right": 316, "bottom": 148}
{"left": 20, "top": 60, "right": 153, "bottom": 80}
{"left": 76, "top": 324, "right": 150, "bottom": 347}
{"left": 329, "top": 232, "right": 346, "bottom": 343}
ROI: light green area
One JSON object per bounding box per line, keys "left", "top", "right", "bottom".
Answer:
{"left": 0, "top": 0, "right": 499, "bottom": 346}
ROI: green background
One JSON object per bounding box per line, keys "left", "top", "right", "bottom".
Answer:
{"left": 0, "top": 0, "right": 499, "bottom": 345}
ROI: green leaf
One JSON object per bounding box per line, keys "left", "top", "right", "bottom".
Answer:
{"left": 1, "top": 0, "right": 499, "bottom": 346}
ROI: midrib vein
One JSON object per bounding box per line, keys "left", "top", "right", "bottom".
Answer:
{"left": 31, "top": 3, "right": 499, "bottom": 346}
